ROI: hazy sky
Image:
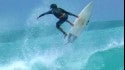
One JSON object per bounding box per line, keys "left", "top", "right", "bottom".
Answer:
{"left": 0, "top": 0, "right": 124, "bottom": 31}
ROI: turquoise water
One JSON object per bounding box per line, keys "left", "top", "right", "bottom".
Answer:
{"left": 0, "top": 20, "right": 124, "bottom": 70}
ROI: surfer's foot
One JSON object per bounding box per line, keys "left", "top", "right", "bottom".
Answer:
{"left": 64, "top": 33, "right": 67, "bottom": 38}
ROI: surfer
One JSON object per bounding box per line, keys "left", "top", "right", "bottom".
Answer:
{"left": 37, "top": 4, "right": 78, "bottom": 37}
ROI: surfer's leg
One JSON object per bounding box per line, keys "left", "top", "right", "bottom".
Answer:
{"left": 56, "top": 20, "right": 67, "bottom": 37}
{"left": 66, "top": 20, "right": 74, "bottom": 26}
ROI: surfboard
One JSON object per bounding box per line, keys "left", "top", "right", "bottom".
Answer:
{"left": 66, "top": 1, "right": 93, "bottom": 43}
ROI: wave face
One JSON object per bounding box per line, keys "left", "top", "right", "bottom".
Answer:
{"left": 0, "top": 20, "right": 124, "bottom": 70}
{"left": 84, "top": 46, "right": 124, "bottom": 70}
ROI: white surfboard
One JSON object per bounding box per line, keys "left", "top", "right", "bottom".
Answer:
{"left": 66, "top": 1, "right": 93, "bottom": 43}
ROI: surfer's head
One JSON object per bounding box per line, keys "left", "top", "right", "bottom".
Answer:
{"left": 50, "top": 4, "right": 57, "bottom": 9}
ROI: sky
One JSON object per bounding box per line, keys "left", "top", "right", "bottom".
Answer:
{"left": 0, "top": 0, "right": 124, "bottom": 31}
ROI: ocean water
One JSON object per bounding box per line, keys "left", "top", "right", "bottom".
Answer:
{"left": 0, "top": 19, "right": 124, "bottom": 70}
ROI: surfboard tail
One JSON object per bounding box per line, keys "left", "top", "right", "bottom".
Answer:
{"left": 67, "top": 33, "right": 77, "bottom": 43}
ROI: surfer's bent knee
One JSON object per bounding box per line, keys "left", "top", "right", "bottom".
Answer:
{"left": 56, "top": 24, "right": 60, "bottom": 29}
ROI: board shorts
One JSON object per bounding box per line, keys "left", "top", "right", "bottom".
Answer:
{"left": 56, "top": 14, "right": 68, "bottom": 27}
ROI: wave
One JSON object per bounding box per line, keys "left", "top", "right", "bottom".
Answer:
{"left": 86, "top": 20, "right": 124, "bottom": 31}
{"left": 84, "top": 46, "right": 124, "bottom": 70}
{"left": 0, "top": 30, "right": 25, "bottom": 43}
{"left": 0, "top": 20, "right": 124, "bottom": 70}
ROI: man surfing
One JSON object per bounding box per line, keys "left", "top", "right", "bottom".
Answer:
{"left": 37, "top": 4, "right": 78, "bottom": 37}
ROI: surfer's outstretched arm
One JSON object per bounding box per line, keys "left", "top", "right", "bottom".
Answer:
{"left": 37, "top": 10, "right": 52, "bottom": 19}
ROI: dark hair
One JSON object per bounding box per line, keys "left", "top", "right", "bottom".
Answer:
{"left": 50, "top": 4, "right": 57, "bottom": 9}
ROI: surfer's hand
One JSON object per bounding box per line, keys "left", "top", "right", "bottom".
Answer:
{"left": 37, "top": 16, "right": 41, "bottom": 20}
{"left": 77, "top": 16, "right": 79, "bottom": 18}
{"left": 71, "top": 24, "right": 74, "bottom": 27}
{"left": 37, "top": 17, "right": 39, "bottom": 20}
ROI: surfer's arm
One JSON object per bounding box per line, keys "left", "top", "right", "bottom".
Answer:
{"left": 67, "top": 12, "right": 78, "bottom": 18}
{"left": 37, "top": 10, "right": 52, "bottom": 19}
{"left": 61, "top": 9, "right": 78, "bottom": 18}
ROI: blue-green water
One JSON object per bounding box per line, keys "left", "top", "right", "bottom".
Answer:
{"left": 0, "top": 20, "right": 124, "bottom": 70}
